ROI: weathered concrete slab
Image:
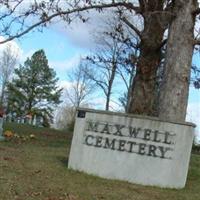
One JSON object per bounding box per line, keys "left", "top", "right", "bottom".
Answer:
{"left": 68, "top": 108, "right": 195, "bottom": 188}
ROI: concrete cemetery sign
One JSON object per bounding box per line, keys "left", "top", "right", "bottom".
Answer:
{"left": 68, "top": 108, "right": 195, "bottom": 188}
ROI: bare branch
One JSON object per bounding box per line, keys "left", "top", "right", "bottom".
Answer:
{"left": 193, "top": 8, "right": 200, "bottom": 16}
{"left": 193, "top": 39, "right": 200, "bottom": 46}
{"left": 139, "top": 0, "right": 145, "bottom": 12}
{"left": 0, "top": 0, "right": 24, "bottom": 21}
{"left": 158, "top": 38, "right": 167, "bottom": 49}
{"left": 121, "top": 17, "right": 142, "bottom": 38}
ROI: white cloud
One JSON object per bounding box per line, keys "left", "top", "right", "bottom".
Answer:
{"left": 49, "top": 54, "right": 81, "bottom": 72}
{"left": 58, "top": 80, "right": 73, "bottom": 90}
{"left": 89, "top": 96, "right": 123, "bottom": 112}
{"left": 186, "top": 102, "right": 200, "bottom": 138}
{"left": 0, "top": 36, "right": 22, "bottom": 60}
{"left": 56, "top": 80, "right": 74, "bottom": 104}
{"left": 51, "top": 9, "right": 117, "bottom": 49}
{"left": 51, "top": 3, "right": 143, "bottom": 50}
{"left": 20, "top": 49, "right": 36, "bottom": 63}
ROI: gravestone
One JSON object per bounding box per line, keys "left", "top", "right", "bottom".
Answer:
{"left": 68, "top": 108, "right": 195, "bottom": 189}
{"left": 0, "top": 117, "right": 4, "bottom": 141}
{"left": 0, "top": 107, "right": 4, "bottom": 141}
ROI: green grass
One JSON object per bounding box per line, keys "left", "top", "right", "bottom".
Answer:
{"left": 0, "top": 122, "right": 200, "bottom": 200}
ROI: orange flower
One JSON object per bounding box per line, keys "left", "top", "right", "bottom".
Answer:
{"left": 4, "top": 131, "right": 14, "bottom": 138}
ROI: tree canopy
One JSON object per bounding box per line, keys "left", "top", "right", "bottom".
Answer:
{"left": 7, "top": 49, "right": 62, "bottom": 126}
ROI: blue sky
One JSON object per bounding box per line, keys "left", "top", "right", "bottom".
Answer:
{"left": 16, "top": 27, "right": 88, "bottom": 80}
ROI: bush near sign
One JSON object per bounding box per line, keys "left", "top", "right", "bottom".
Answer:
{"left": 68, "top": 108, "right": 195, "bottom": 188}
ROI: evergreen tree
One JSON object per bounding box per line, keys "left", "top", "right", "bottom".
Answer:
{"left": 7, "top": 49, "right": 62, "bottom": 126}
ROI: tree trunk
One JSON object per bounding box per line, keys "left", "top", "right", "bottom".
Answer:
{"left": 105, "top": 63, "right": 117, "bottom": 111}
{"left": 159, "top": 0, "right": 197, "bottom": 122}
{"left": 128, "top": 13, "right": 165, "bottom": 116}
{"left": 0, "top": 80, "right": 6, "bottom": 106}
{"left": 105, "top": 94, "right": 110, "bottom": 111}
{"left": 126, "top": 62, "right": 135, "bottom": 113}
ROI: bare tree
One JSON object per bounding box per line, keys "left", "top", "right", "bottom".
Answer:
{"left": 0, "top": 1, "right": 140, "bottom": 44}
{"left": 117, "top": 48, "right": 139, "bottom": 112}
{"left": 65, "top": 60, "right": 95, "bottom": 108}
{"left": 0, "top": 44, "right": 19, "bottom": 106}
{"left": 86, "top": 20, "right": 132, "bottom": 111}
{"left": 60, "top": 60, "right": 95, "bottom": 130}
{"left": 54, "top": 104, "right": 75, "bottom": 131}
{"left": 100, "top": 15, "right": 141, "bottom": 112}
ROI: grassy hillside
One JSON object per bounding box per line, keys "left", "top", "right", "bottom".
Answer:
{"left": 0, "top": 122, "right": 199, "bottom": 200}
